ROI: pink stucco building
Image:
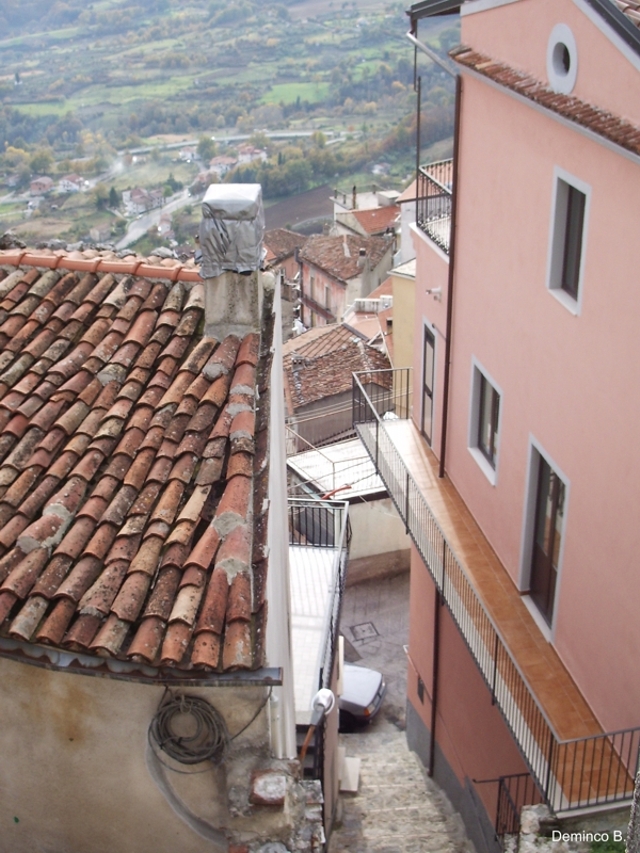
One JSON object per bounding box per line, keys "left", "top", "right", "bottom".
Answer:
{"left": 353, "top": 0, "right": 640, "bottom": 849}
{"left": 299, "top": 234, "right": 394, "bottom": 327}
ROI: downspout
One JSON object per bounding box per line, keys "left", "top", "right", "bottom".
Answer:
{"left": 406, "top": 22, "right": 461, "bottom": 480}
{"left": 429, "top": 585, "right": 442, "bottom": 777}
{"left": 438, "top": 71, "right": 462, "bottom": 479}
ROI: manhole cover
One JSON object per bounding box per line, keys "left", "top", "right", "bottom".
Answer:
{"left": 350, "top": 621, "right": 379, "bottom": 641}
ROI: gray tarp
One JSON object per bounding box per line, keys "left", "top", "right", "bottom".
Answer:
{"left": 199, "top": 183, "right": 264, "bottom": 278}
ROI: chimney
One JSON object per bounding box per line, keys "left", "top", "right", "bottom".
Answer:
{"left": 343, "top": 236, "right": 351, "bottom": 258}
{"left": 198, "top": 183, "right": 265, "bottom": 338}
{"left": 357, "top": 247, "right": 366, "bottom": 268}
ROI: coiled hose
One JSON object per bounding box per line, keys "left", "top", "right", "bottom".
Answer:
{"left": 149, "top": 692, "right": 230, "bottom": 766}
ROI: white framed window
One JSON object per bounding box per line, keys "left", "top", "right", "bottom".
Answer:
{"left": 546, "top": 168, "right": 590, "bottom": 315}
{"left": 468, "top": 359, "right": 502, "bottom": 485}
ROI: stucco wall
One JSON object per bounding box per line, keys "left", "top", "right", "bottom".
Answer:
{"left": 433, "top": 7, "right": 640, "bottom": 731}
{"left": 407, "top": 546, "right": 530, "bottom": 830}
{"left": 0, "top": 657, "right": 277, "bottom": 853}
{"left": 461, "top": 0, "right": 640, "bottom": 126}
{"left": 411, "top": 224, "right": 449, "bottom": 457}
{"left": 389, "top": 270, "right": 415, "bottom": 372}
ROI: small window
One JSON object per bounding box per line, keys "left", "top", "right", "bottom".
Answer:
{"left": 547, "top": 170, "right": 590, "bottom": 313}
{"left": 477, "top": 373, "right": 500, "bottom": 468}
{"left": 469, "top": 362, "right": 502, "bottom": 484}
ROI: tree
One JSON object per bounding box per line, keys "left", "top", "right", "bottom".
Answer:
{"left": 108, "top": 187, "right": 119, "bottom": 208}
{"left": 29, "top": 148, "right": 54, "bottom": 175}
{"left": 197, "top": 136, "right": 217, "bottom": 161}
{"left": 93, "top": 184, "right": 109, "bottom": 210}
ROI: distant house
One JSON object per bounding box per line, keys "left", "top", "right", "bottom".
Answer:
{"left": 157, "top": 212, "right": 174, "bottom": 238}
{"left": 237, "top": 144, "right": 267, "bottom": 165}
{"left": 190, "top": 171, "right": 217, "bottom": 196}
{"left": 263, "top": 228, "right": 307, "bottom": 287}
{"left": 343, "top": 278, "right": 394, "bottom": 358}
{"left": 58, "top": 174, "right": 85, "bottom": 194}
{"left": 178, "top": 146, "right": 197, "bottom": 162}
{"left": 123, "top": 187, "right": 163, "bottom": 216}
{"left": 334, "top": 204, "right": 400, "bottom": 241}
{"left": 332, "top": 185, "right": 399, "bottom": 216}
{"left": 29, "top": 176, "right": 54, "bottom": 196}
{"left": 298, "top": 233, "right": 394, "bottom": 327}
{"left": 209, "top": 156, "right": 238, "bottom": 178}
{"left": 283, "top": 322, "right": 391, "bottom": 449}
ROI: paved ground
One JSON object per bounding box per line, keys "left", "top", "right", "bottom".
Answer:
{"left": 329, "top": 573, "right": 475, "bottom": 853}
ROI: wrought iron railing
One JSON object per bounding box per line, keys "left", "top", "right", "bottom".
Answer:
{"left": 496, "top": 773, "right": 544, "bottom": 846}
{"left": 416, "top": 158, "right": 453, "bottom": 253}
{"left": 352, "top": 369, "right": 640, "bottom": 815}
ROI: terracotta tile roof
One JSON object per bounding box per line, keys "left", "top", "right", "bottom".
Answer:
{"left": 615, "top": 1, "right": 640, "bottom": 29}
{"left": 452, "top": 45, "right": 640, "bottom": 156}
{"left": 397, "top": 180, "right": 418, "bottom": 204}
{"left": 0, "top": 249, "right": 271, "bottom": 674}
{"left": 298, "top": 234, "right": 393, "bottom": 285}
{"left": 350, "top": 205, "right": 400, "bottom": 235}
{"left": 263, "top": 229, "right": 306, "bottom": 265}
{"left": 283, "top": 323, "right": 390, "bottom": 411}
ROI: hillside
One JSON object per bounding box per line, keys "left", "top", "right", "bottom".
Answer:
{"left": 0, "top": 0, "right": 458, "bottom": 246}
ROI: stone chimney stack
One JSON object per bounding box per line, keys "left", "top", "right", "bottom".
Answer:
{"left": 198, "top": 183, "right": 265, "bottom": 339}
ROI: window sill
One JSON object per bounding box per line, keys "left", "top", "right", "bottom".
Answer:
{"left": 548, "top": 286, "right": 581, "bottom": 316}
{"left": 468, "top": 447, "right": 497, "bottom": 486}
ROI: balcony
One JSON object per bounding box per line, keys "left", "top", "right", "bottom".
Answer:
{"left": 352, "top": 369, "right": 640, "bottom": 816}
{"left": 416, "top": 159, "right": 453, "bottom": 254}
{"left": 288, "top": 497, "right": 349, "bottom": 723}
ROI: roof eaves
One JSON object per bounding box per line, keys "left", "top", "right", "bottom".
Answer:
{"left": 584, "top": 0, "right": 640, "bottom": 56}
{"left": 408, "top": 0, "right": 462, "bottom": 24}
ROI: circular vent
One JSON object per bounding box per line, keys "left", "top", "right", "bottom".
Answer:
{"left": 547, "top": 24, "right": 578, "bottom": 94}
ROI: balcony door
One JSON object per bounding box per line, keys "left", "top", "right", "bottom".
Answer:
{"left": 530, "top": 457, "right": 565, "bottom": 625}
{"left": 421, "top": 326, "right": 435, "bottom": 445}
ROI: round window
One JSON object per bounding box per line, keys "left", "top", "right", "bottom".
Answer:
{"left": 547, "top": 24, "right": 578, "bottom": 94}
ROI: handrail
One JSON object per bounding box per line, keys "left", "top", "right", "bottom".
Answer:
{"left": 417, "top": 160, "right": 453, "bottom": 254}
{"left": 352, "top": 368, "right": 640, "bottom": 813}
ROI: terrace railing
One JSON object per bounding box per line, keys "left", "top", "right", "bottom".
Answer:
{"left": 352, "top": 368, "right": 640, "bottom": 816}
{"left": 289, "top": 498, "right": 349, "bottom": 792}
{"left": 417, "top": 158, "right": 453, "bottom": 254}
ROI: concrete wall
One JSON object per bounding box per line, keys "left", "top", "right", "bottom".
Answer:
{"left": 347, "top": 497, "right": 410, "bottom": 584}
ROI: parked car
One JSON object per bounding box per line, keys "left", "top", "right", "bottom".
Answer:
{"left": 339, "top": 663, "right": 386, "bottom": 731}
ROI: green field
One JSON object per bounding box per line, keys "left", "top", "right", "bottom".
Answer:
{"left": 262, "top": 82, "right": 331, "bottom": 105}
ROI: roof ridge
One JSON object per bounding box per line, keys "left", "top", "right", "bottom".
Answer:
{"left": 0, "top": 249, "right": 202, "bottom": 283}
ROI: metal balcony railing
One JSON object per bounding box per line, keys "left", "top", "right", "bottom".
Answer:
{"left": 288, "top": 498, "right": 349, "bottom": 691}
{"left": 417, "top": 159, "right": 453, "bottom": 254}
{"left": 288, "top": 498, "right": 349, "bottom": 790}
{"left": 352, "top": 368, "right": 640, "bottom": 816}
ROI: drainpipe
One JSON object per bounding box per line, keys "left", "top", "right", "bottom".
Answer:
{"left": 438, "top": 72, "right": 462, "bottom": 479}
{"left": 429, "top": 585, "right": 442, "bottom": 777}
{"left": 406, "top": 24, "right": 461, "bottom": 480}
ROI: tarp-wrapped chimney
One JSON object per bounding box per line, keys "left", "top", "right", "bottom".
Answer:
{"left": 199, "top": 183, "right": 264, "bottom": 278}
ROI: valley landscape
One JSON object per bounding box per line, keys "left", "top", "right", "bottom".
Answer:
{"left": 0, "top": 0, "right": 457, "bottom": 250}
